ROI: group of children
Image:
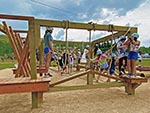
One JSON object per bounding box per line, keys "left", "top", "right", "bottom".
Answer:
{"left": 90, "top": 32, "right": 142, "bottom": 82}
{"left": 42, "top": 27, "right": 142, "bottom": 81}
{"left": 57, "top": 50, "right": 76, "bottom": 75}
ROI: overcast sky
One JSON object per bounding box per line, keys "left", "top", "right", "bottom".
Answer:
{"left": 0, "top": 0, "right": 149, "bottom": 47}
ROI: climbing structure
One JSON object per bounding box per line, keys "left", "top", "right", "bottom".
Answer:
{"left": 0, "top": 14, "right": 148, "bottom": 109}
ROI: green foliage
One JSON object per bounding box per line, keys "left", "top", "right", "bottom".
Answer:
{"left": 0, "top": 35, "right": 14, "bottom": 56}
{"left": 139, "top": 46, "right": 150, "bottom": 54}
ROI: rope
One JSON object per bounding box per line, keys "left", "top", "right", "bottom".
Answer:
{"left": 108, "top": 27, "right": 131, "bottom": 51}
{"left": 107, "top": 25, "right": 114, "bottom": 76}
{"left": 106, "top": 26, "right": 131, "bottom": 76}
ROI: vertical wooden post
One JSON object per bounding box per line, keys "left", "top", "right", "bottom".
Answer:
{"left": 39, "top": 39, "right": 44, "bottom": 76}
{"left": 87, "top": 71, "right": 93, "bottom": 85}
{"left": 29, "top": 18, "right": 39, "bottom": 108}
{"left": 125, "top": 83, "right": 136, "bottom": 95}
{"left": 38, "top": 92, "right": 43, "bottom": 104}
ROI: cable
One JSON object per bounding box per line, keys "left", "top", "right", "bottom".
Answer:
{"left": 30, "top": 0, "right": 77, "bottom": 17}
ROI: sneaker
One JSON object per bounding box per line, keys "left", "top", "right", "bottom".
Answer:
{"left": 121, "top": 68, "right": 126, "bottom": 74}
{"left": 119, "top": 72, "right": 123, "bottom": 76}
{"left": 44, "top": 73, "right": 52, "bottom": 78}
{"left": 48, "top": 73, "right": 53, "bottom": 77}
{"left": 128, "top": 74, "right": 136, "bottom": 78}
{"left": 140, "top": 73, "right": 145, "bottom": 77}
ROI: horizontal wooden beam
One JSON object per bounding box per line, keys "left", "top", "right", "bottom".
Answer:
{"left": 0, "top": 14, "right": 34, "bottom": 20}
{"left": 49, "top": 82, "right": 124, "bottom": 92}
{"left": 120, "top": 76, "right": 147, "bottom": 84}
{"left": 35, "top": 19, "right": 137, "bottom": 32}
{"left": 54, "top": 40, "right": 89, "bottom": 45}
{"left": 13, "top": 30, "right": 28, "bottom": 33}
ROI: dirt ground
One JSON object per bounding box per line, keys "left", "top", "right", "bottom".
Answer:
{"left": 0, "top": 68, "right": 150, "bottom": 113}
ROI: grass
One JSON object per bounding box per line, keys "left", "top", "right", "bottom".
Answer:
{"left": 0, "top": 63, "right": 15, "bottom": 70}
{"left": 0, "top": 58, "right": 150, "bottom": 70}
{"left": 140, "top": 59, "right": 150, "bottom": 66}
{"left": 0, "top": 59, "right": 16, "bottom": 70}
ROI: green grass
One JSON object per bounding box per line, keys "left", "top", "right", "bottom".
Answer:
{"left": 0, "top": 58, "right": 150, "bottom": 70}
{"left": 0, "top": 63, "right": 15, "bottom": 70}
{"left": 137, "top": 58, "right": 150, "bottom": 66}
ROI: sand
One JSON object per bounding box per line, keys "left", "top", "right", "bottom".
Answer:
{"left": 0, "top": 68, "right": 150, "bottom": 113}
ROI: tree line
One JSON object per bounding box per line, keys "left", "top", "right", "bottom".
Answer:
{"left": 0, "top": 34, "right": 150, "bottom": 57}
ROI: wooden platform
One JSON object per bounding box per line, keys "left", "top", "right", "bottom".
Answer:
{"left": 120, "top": 76, "right": 147, "bottom": 83}
{"left": 0, "top": 77, "right": 50, "bottom": 94}
{"left": 120, "top": 76, "right": 148, "bottom": 95}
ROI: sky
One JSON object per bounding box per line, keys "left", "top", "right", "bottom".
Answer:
{"left": 0, "top": 0, "right": 150, "bottom": 47}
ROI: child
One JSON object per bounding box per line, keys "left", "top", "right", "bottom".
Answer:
{"left": 91, "top": 49, "right": 109, "bottom": 82}
{"left": 57, "top": 51, "right": 66, "bottom": 75}
{"left": 124, "top": 33, "right": 140, "bottom": 77}
{"left": 109, "top": 53, "right": 119, "bottom": 79}
{"left": 68, "top": 52, "right": 74, "bottom": 75}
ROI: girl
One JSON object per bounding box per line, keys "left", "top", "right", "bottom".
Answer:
{"left": 91, "top": 49, "right": 109, "bottom": 82}
{"left": 124, "top": 33, "right": 140, "bottom": 77}
{"left": 44, "top": 27, "right": 54, "bottom": 77}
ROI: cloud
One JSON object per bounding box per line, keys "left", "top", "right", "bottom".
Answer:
{"left": 0, "top": 0, "right": 149, "bottom": 47}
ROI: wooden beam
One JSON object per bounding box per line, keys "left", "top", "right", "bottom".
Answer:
{"left": 0, "top": 77, "right": 50, "bottom": 94}
{"left": 49, "top": 82, "right": 124, "bottom": 92}
{"left": 49, "top": 70, "right": 91, "bottom": 87}
{"left": 94, "top": 71, "right": 124, "bottom": 81}
{"left": 120, "top": 76, "right": 147, "bottom": 84}
{"left": 13, "top": 30, "right": 28, "bottom": 33}
{"left": 92, "top": 32, "right": 125, "bottom": 44}
{"left": 92, "top": 27, "right": 137, "bottom": 45}
{"left": 35, "top": 19, "right": 137, "bottom": 32}
{"left": 0, "top": 14, "right": 33, "bottom": 20}
{"left": 29, "top": 18, "right": 37, "bottom": 79}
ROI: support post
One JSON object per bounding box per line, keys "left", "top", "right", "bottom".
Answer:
{"left": 125, "top": 83, "right": 141, "bottom": 95}
{"left": 87, "top": 71, "right": 93, "bottom": 85}
{"left": 29, "top": 18, "right": 39, "bottom": 108}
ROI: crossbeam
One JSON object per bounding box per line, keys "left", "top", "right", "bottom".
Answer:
{"left": 49, "top": 70, "right": 90, "bottom": 87}
{"left": 0, "top": 14, "right": 33, "bottom": 20}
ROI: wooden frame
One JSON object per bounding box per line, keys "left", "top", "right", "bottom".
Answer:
{"left": 0, "top": 14, "right": 147, "bottom": 109}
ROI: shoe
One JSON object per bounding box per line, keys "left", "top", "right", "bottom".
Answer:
{"left": 128, "top": 74, "right": 136, "bottom": 78}
{"left": 44, "top": 73, "right": 52, "bottom": 78}
{"left": 140, "top": 73, "right": 145, "bottom": 77}
{"left": 121, "top": 68, "right": 126, "bottom": 74}
{"left": 119, "top": 72, "right": 123, "bottom": 76}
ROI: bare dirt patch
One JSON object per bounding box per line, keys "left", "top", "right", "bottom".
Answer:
{"left": 0, "top": 68, "right": 150, "bottom": 113}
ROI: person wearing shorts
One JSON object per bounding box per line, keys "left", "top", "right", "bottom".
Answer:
{"left": 44, "top": 27, "right": 54, "bottom": 77}
{"left": 124, "top": 33, "right": 140, "bottom": 77}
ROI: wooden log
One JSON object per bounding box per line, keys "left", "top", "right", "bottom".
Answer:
{"left": 49, "top": 82, "right": 124, "bottom": 92}
{"left": 49, "top": 70, "right": 91, "bottom": 87}
{"left": 94, "top": 70, "right": 123, "bottom": 81}
{"left": 87, "top": 72, "right": 93, "bottom": 85}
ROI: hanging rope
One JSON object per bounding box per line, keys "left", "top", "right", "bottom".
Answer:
{"left": 108, "top": 27, "right": 131, "bottom": 51}
{"left": 105, "top": 26, "right": 131, "bottom": 77}
{"left": 107, "top": 25, "right": 114, "bottom": 75}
